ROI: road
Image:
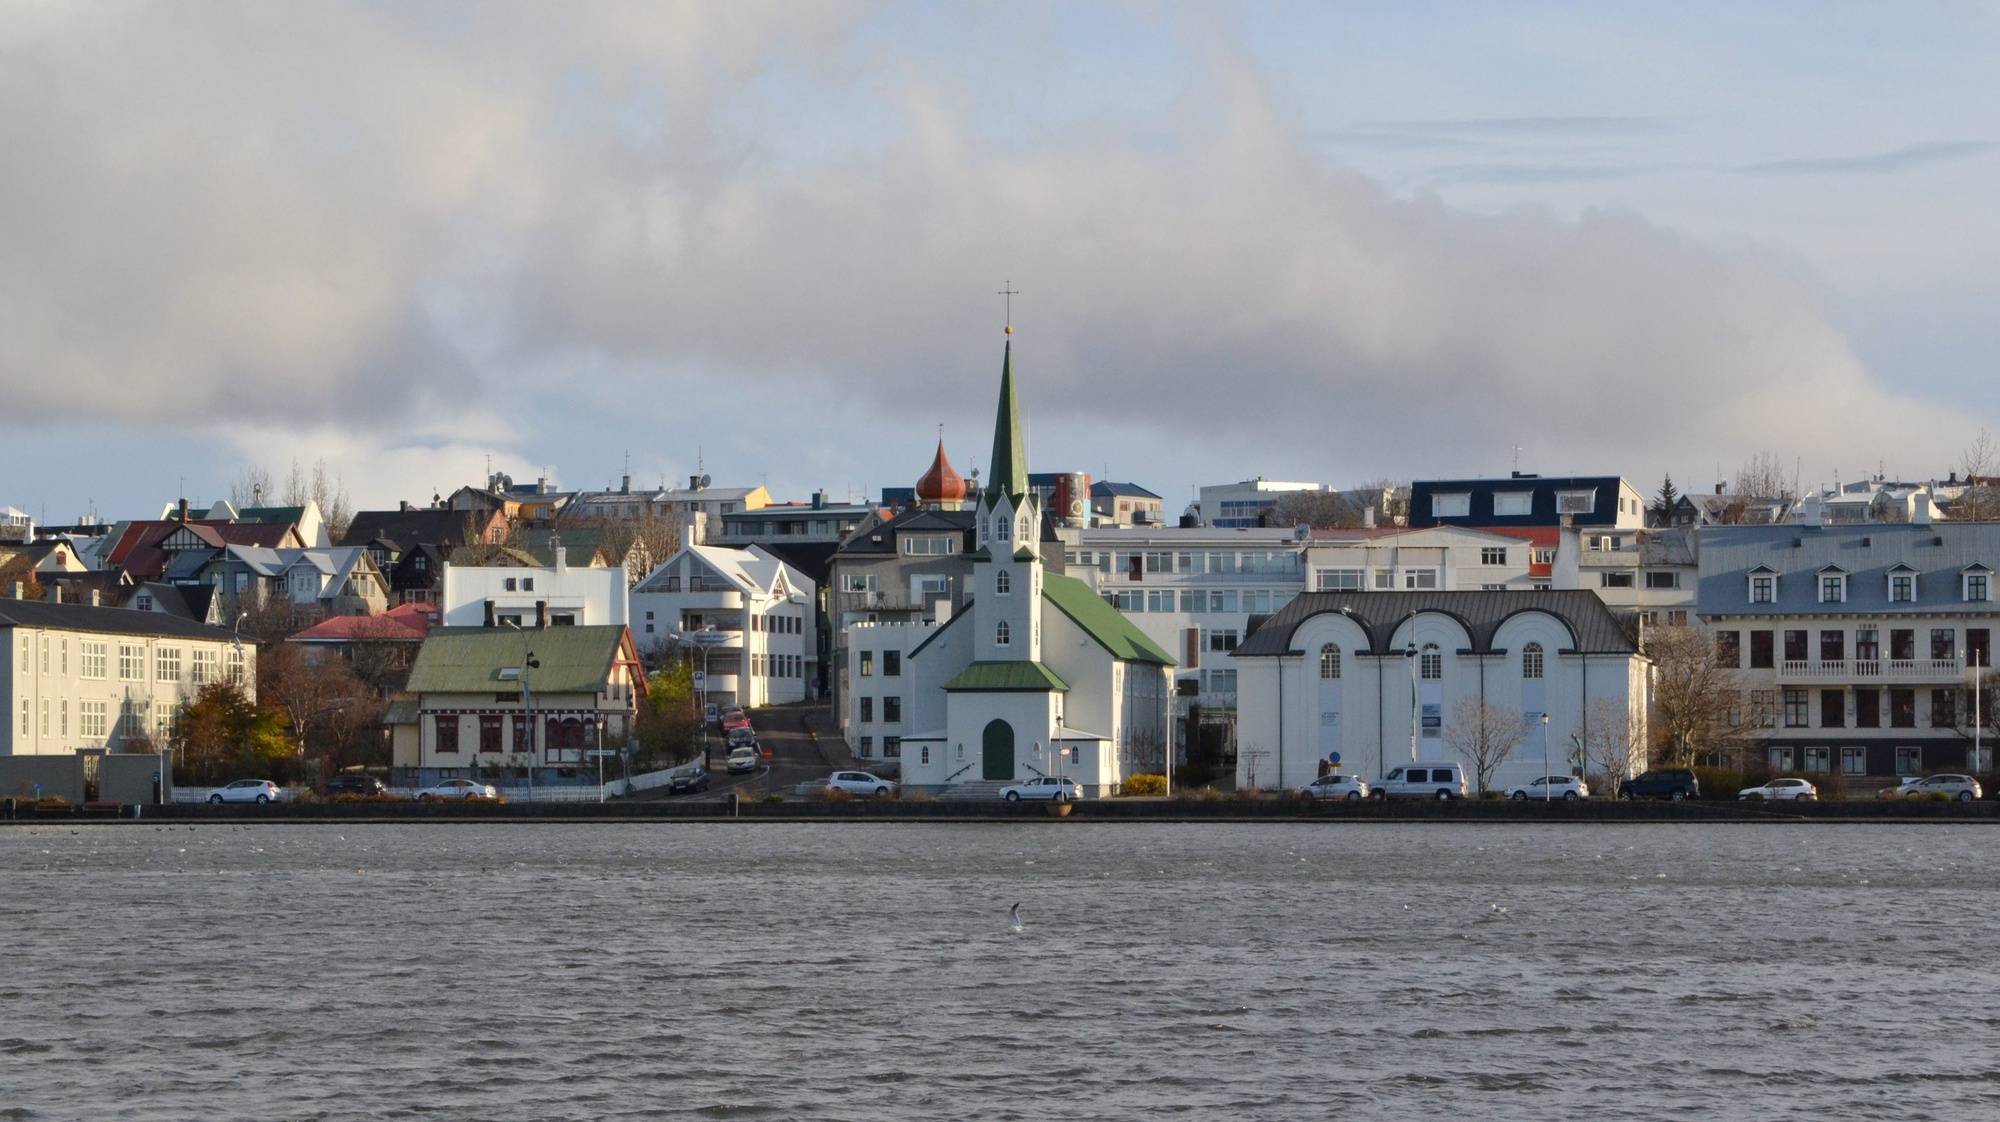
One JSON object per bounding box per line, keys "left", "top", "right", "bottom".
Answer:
{"left": 626, "top": 700, "right": 847, "bottom": 803}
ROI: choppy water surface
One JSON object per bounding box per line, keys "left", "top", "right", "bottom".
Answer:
{"left": 4, "top": 822, "right": 1998, "bottom": 1120}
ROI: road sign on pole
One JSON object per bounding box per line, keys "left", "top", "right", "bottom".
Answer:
{"left": 692, "top": 670, "right": 706, "bottom": 691}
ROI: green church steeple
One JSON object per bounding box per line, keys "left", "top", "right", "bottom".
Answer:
{"left": 986, "top": 338, "right": 1027, "bottom": 502}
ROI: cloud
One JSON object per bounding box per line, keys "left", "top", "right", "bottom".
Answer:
{"left": 0, "top": 3, "right": 1973, "bottom": 509}
{"left": 1741, "top": 140, "right": 1998, "bottom": 175}
{"left": 1353, "top": 115, "right": 1667, "bottom": 137}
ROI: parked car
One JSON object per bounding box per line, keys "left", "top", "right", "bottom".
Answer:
{"left": 726, "top": 747, "right": 760, "bottom": 774}
{"left": 1618, "top": 769, "right": 1700, "bottom": 801}
{"left": 1889, "top": 773, "right": 1982, "bottom": 802}
{"left": 413, "top": 779, "right": 498, "bottom": 801}
{"left": 720, "top": 709, "right": 751, "bottom": 732}
{"left": 325, "top": 773, "right": 388, "bottom": 798}
{"left": 668, "top": 764, "right": 710, "bottom": 794}
{"left": 1507, "top": 775, "right": 1589, "bottom": 801}
{"left": 726, "top": 726, "right": 759, "bottom": 750}
{"left": 209, "top": 779, "right": 282, "bottom": 804}
{"left": 826, "top": 770, "right": 898, "bottom": 798}
{"left": 1738, "top": 777, "right": 1818, "bottom": 801}
{"left": 1370, "top": 764, "right": 1467, "bottom": 800}
{"left": 1879, "top": 777, "right": 1926, "bottom": 800}
{"left": 1000, "top": 776, "right": 1082, "bottom": 802}
{"left": 1297, "top": 774, "right": 1369, "bottom": 802}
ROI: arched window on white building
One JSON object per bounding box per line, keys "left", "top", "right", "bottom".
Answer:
{"left": 1319, "top": 643, "right": 1341, "bottom": 679}
{"left": 1522, "top": 641, "right": 1544, "bottom": 679}
{"left": 996, "top": 620, "right": 1011, "bottom": 646}
{"left": 995, "top": 570, "right": 1012, "bottom": 595}
{"left": 994, "top": 514, "right": 1011, "bottom": 543}
{"left": 1420, "top": 643, "right": 1442, "bottom": 680}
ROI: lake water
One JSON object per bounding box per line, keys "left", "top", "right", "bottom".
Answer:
{"left": 4, "top": 822, "right": 1998, "bottom": 1120}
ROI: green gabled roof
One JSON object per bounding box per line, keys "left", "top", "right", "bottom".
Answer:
{"left": 943, "top": 660, "right": 1069, "bottom": 692}
{"left": 405, "top": 625, "right": 629, "bottom": 694}
{"left": 1040, "top": 572, "right": 1176, "bottom": 666}
{"left": 985, "top": 340, "right": 1027, "bottom": 502}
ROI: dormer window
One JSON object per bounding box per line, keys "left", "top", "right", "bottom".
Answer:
{"left": 1748, "top": 566, "right": 1776, "bottom": 604}
{"left": 1965, "top": 564, "right": 1992, "bottom": 602}
{"left": 1887, "top": 565, "right": 1916, "bottom": 603}
{"left": 1430, "top": 492, "right": 1470, "bottom": 518}
{"left": 1817, "top": 566, "right": 1848, "bottom": 604}
{"left": 993, "top": 514, "right": 1010, "bottom": 543}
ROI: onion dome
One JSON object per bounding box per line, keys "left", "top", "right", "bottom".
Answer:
{"left": 916, "top": 440, "right": 968, "bottom": 504}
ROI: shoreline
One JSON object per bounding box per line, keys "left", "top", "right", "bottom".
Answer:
{"left": 9, "top": 797, "right": 2000, "bottom": 825}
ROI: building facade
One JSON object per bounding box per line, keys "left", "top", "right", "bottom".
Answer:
{"left": 1408, "top": 473, "right": 1646, "bottom": 531}
{"left": 438, "top": 546, "right": 628, "bottom": 629}
{"left": 1232, "top": 590, "right": 1648, "bottom": 793}
{"left": 1698, "top": 523, "right": 1999, "bottom": 777}
{"left": 1552, "top": 525, "right": 1699, "bottom": 627}
{"left": 1197, "top": 479, "right": 1329, "bottom": 528}
{"left": 629, "top": 540, "right": 817, "bottom": 707}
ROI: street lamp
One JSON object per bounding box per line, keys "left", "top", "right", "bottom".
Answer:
{"left": 1405, "top": 643, "right": 1420, "bottom": 763}
{"left": 501, "top": 621, "right": 540, "bottom": 802}
{"left": 670, "top": 626, "right": 724, "bottom": 767}
{"left": 1540, "top": 711, "right": 1551, "bottom": 802}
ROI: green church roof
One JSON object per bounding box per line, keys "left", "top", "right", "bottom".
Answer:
{"left": 942, "top": 660, "right": 1070, "bottom": 692}
{"left": 985, "top": 340, "right": 1027, "bottom": 502}
{"left": 1040, "top": 572, "right": 1176, "bottom": 665}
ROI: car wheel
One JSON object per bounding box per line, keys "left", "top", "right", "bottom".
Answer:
{"left": 1437, "top": 790, "right": 1451, "bottom": 801}
{"left": 1960, "top": 790, "right": 1975, "bottom": 802}
{"left": 208, "top": 794, "right": 223, "bottom": 804}
{"left": 255, "top": 794, "right": 269, "bottom": 804}
{"left": 1618, "top": 791, "right": 1634, "bottom": 801}
{"left": 419, "top": 794, "right": 434, "bottom": 803}
{"left": 1670, "top": 790, "right": 1687, "bottom": 802}
{"left": 1511, "top": 792, "right": 1527, "bottom": 801}
{"left": 1006, "top": 791, "right": 1021, "bottom": 802}
{"left": 1371, "top": 790, "right": 1387, "bottom": 801}
{"left": 1054, "top": 791, "right": 1068, "bottom": 803}
{"left": 1564, "top": 791, "right": 1579, "bottom": 801}
{"left": 1345, "top": 791, "right": 1360, "bottom": 803}
{"left": 875, "top": 786, "right": 892, "bottom": 799}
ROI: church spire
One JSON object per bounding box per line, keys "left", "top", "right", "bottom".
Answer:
{"left": 986, "top": 338, "right": 1027, "bottom": 502}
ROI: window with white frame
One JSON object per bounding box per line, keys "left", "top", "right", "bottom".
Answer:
{"left": 1492, "top": 492, "right": 1532, "bottom": 517}
{"left": 1555, "top": 490, "right": 1596, "bottom": 515}
{"left": 992, "top": 514, "right": 1010, "bottom": 543}
{"left": 995, "top": 570, "right": 1012, "bottom": 596}
{"left": 1521, "top": 642, "right": 1544, "bottom": 679}
{"left": 1315, "top": 568, "right": 1364, "bottom": 591}
{"left": 1420, "top": 643, "right": 1442, "bottom": 680}
{"left": 1403, "top": 569, "right": 1439, "bottom": 590}
{"left": 191, "top": 648, "right": 217, "bottom": 685}
{"left": 842, "top": 573, "right": 878, "bottom": 593}
{"left": 156, "top": 647, "right": 181, "bottom": 682}
{"left": 1966, "top": 569, "right": 1991, "bottom": 602}
{"left": 1206, "top": 629, "right": 1239, "bottom": 652}
{"left": 1430, "top": 493, "right": 1471, "bottom": 518}
{"left": 1372, "top": 568, "right": 1394, "bottom": 589}
{"left": 1749, "top": 573, "right": 1775, "bottom": 603}
{"left": 1645, "top": 572, "right": 1678, "bottom": 589}
{"left": 1319, "top": 644, "right": 1341, "bottom": 679}
{"left": 119, "top": 644, "right": 142, "bottom": 681}
{"left": 80, "top": 641, "right": 107, "bottom": 681}
{"left": 995, "top": 621, "right": 1011, "bottom": 646}
{"left": 80, "top": 700, "right": 107, "bottom": 740}
{"left": 1147, "top": 590, "right": 1175, "bottom": 612}
{"left": 1889, "top": 571, "right": 1915, "bottom": 602}
{"left": 903, "top": 535, "right": 957, "bottom": 556}
{"left": 1531, "top": 548, "right": 1555, "bottom": 565}
{"left": 1480, "top": 547, "right": 1507, "bottom": 565}
{"left": 1819, "top": 571, "right": 1847, "bottom": 604}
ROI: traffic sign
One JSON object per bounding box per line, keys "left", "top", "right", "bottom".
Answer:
{"left": 586, "top": 750, "right": 617, "bottom": 758}
{"left": 693, "top": 670, "right": 707, "bottom": 690}
{"left": 704, "top": 703, "right": 719, "bottom": 722}
{"left": 1328, "top": 751, "right": 1341, "bottom": 764}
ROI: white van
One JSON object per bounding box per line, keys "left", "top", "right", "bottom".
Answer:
{"left": 1372, "top": 763, "right": 1468, "bottom": 800}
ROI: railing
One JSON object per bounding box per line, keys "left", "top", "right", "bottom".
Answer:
{"left": 945, "top": 763, "right": 975, "bottom": 782}
{"left": 1778, "top": 657, "right": 1963, "bottom": 681}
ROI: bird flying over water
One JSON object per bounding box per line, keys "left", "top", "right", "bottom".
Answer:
{"left": 1009, "top": 902, "right": 1023, "bottom": 933}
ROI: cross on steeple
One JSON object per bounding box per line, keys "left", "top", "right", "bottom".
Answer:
{"left": 998, "top": 280, "right": 1019, "bottom": 335}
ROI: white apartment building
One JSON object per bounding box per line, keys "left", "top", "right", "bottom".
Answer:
{"left": 1196, "top": 479, "right": 1329, "bottom": 529}
{"left": 843, "top": 617, "right": 937, "bottom": 763}
{"left": 630, "top": 541, "right": 817, "bottom": 707}
{"left": 2, "top": 597, "right": 252, "bottom": 756}
{"left": 1305, "top": 526, "right": 1547, "bottom": 594}
{"left": 1553, "top": 525, "right": 1698, "bottom": 627}
{"left": 439, "top": 545, "right": 629, "bottom": 630}
{"left": 1060, "top": 525, "right": 1305, "bottom": 711}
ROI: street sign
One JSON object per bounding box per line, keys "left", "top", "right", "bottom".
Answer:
{"left": 704, "top": 703, "right": 719, "bottom": 722}
{"left": 1327, "top": 752, "right": 1341, "bottom": 764}
{"left": 693, "top": 670, "right": 706, "bottom": 690}
{"left": 586, "top": 750, "right": 617, "bottom": 758}
{"left": 691, "top": 632, "right": 730, "bottom": 647}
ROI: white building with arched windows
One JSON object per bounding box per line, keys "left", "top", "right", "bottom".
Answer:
{"left": 1232, "top": 591, "right": 1649, "bottom": 793}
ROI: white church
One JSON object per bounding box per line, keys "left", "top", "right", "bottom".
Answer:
{"left": 877, "top": 335, "right": 1176, "bottom": 797}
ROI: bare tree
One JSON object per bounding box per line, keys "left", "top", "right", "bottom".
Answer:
{"left": 1957, "top": 429, "right": 2000, "bottom": 521}
{"left": 310, "top": 459, "right": 355, "bottom": 540}
{"left": 1443, "top": 698, "right": 1530, "bottom": 794}
{"left": 1580, "top": 698, "right": 1645, "bottom": 790}
{"left": 1647, "top": 624, "right": 1741, "bottom": 768}
{"left": 1267, "top": 489, "right": 1364, "bottom": 530}
{"left": 1733, "top": 452, "right": 1791, "bottom": 499}
{"left": 229, "top": 465, "right": 275, "bottom": 508}
{"left": 1356, "top": 478, "right": 1410, "bottom": 525}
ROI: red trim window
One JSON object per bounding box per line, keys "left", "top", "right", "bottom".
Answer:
{"left": 479, "top": 715, "right": 503, "bottom": 753}
{"left": 434, "top": 716, "right": 459, "bottom": 754}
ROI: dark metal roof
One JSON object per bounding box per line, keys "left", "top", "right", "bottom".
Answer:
{"left": 1235, "top": 590, "right": 1640, "bottom": 657}
{"left": 1091, "top": 481, "right": 1162, "bottom": 500}
{"left": 0, "top": 597, "right": 240, "bottom": 642}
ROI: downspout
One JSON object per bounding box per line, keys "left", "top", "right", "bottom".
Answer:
{"left": 1376, "top": 649, "right": 1387, "bottom": 780}
{"left": 1276, "top": 657, "right": 1285, "bottom": 790}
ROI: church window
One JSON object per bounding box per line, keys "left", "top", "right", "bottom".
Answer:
{"left": 1420, "top": 643, "right": 1442, "bottom": 680}
{"left": 994, "top": 515, "right": 1010, "bottom": 543}
{"left": 1522, "top": 642, "right": 1544, "bottom": 680}
{"left": 996, "top": 621, "right": 1011, "bottom": 647}
{"left": 1319, "top": 644, "right": 1341, "bottom": 680}
{"left": 1017, "top": 515, "right": 1030, "bottom": 542}
{"left": 996, "top": 570, "right": 1012, "bottom": 596}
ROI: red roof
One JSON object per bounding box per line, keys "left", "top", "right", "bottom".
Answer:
{"left": 287, "top": 602, "right": 437, "bottom": 644}
{"left": 107, "top": 519, "right": 300, "bottom": 582}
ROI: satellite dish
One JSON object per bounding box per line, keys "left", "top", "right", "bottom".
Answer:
{"left": 1294, "top": 523, "right": 1310, "bottom": 542}
{"left": 699, "top": 474, "right": 712, "bottom": 489}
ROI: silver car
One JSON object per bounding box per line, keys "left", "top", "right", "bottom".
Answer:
{"left": 1896, "top": 773, "right": 1983, "bottom": 802}
{"left": 1000, "top": 776, "right": 1081, "bottom": 802}
{"left": 1297, "top": 774, "right": 1369, "bottom": 802}
{"left": 1507, "top": 775, "right": 1588, "bottom": 801}
{"left": 209, "top": 779, "right": 281, "bottom": 804}
{"left": 826, "top": 770, "right": 898, "bottom": 798}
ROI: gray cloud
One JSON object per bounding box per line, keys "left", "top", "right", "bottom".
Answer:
{"left": 1741, "top": 140, "right": 1997, "bottom": 175}
{"left": 0, "top": 4, "right": 1970, "bottom": 505}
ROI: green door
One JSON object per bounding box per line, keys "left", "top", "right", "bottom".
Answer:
{"left": 982, "top": 719, "right": 1014, "bottom": 780}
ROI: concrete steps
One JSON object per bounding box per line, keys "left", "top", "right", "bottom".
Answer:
{"left": 937, "top": 780, "right": 1014, "bottom": 801}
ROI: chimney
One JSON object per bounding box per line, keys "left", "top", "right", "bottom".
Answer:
{"left": 483, "top": 600, "right": 496, "bottom": 628}
{"left": 554, "top": 535, "right": 567, "bottom": 573}
{"left": 1915, "top": 486, "right": 1934, "bottom": 526}
{"left": 812, "top": 490, "right": 826, "bottom": 511}
{"left": 12, "top": 581, "right": 22, "bottom": 600}
{"left": 89, "top": 590, "right": 101, "bottom": 607}
{"left": 1362, "top": 506, "right": 1376, "bottom": 529}
{"left": 399, "top": 499, "right": 411, "bottom": 512}
{"left": 46, "top": 583, "right": 61, "bottom": 604}
{"left": 177, "top": 498, "right": 189, "bottom": 523}
{"left": 690, "top": 474, "right": 703, "bottom": 491}
{"left": 679, "top": 516, "right": 698, "bottom": 552}
{"left": 535, "top": 600, "right": 549, "bottom": 628}
{"left": 620, "top": 475, "right": 631, "bottom": 495}
{"left": 1715, "top": 482, "right": 1725, "bottom": 495}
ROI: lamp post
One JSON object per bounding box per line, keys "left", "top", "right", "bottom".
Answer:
{"left": 1540, "top": 711, "right": 1551, "bottom": 802}
{"left": 501, "top": 621, "right": 539, "bottom": 802}
{"left": 670, "top": 627, "right": 723, "bottom": 768}
{"left": 1405, "top": 643, "right": 1420, "bottom": 763}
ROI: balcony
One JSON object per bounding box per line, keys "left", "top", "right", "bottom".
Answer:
{"left": 1777, "top": 657, "right": 1963, "bottom": 683}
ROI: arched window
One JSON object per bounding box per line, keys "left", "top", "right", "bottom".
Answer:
{"left": 1018, "top": 515, "right": 1031, "bottom": 542}
{"left": 1319, "top": 643, "right": 1341, "bottom": 679}
{"left": 1522, "top": 641, "right": 1544, "bottom": 679}
{"left": 1420, "top": 643, "right": 1442, "bottom": 680}
{"left": 995, "top": 569, "right": 1012, "bottom": 595}
{"left": 994, "top": 514, "right": 1011, "bottom": 543}
{"left": 996, "top": 620, "right": 1011, "bottom": 646}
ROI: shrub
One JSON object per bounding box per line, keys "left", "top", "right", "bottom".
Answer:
{"left": 1236, "top": 786, "right": 1269, "bottom": 800}
{"left": 34, "top": 796, "right": 70, "bottom": 810}
{"left": 1172, "top": 786, "right": 1225, "bottom": 802}
{"left": 900, "top": 788, "right": 936, "bottom": 803}
{"left": 763, "top": 793, "right": 785, "bottom": 804}
{"left": 1692, "top": 767, "right": 1746, "bottom": 799}
{"left": 1121, "top": 773, "right": 1167, "bottom": 797}
{"left": 1816, "top": 768, "right": 1849, "bottom": 801}
{"left": 812, "top": 786, "right": 853, "bottom": 803}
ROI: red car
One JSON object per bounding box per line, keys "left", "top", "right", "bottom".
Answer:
{"left": 720, "top": 710, "right": 751, "bottom": 733}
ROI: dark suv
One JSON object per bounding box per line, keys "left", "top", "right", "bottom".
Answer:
{"left": 1618, "top": 769, "right": 1700, "bottom": 801}
{"left": 326, "top": 773, "right": 389, "bottom": 798}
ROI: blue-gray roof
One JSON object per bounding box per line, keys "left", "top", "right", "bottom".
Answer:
{"left": 1698, "top": 524, "right": 2000, "bottom": 617}
{"left": 1091, "top": 481, "right": 1162, "bottom": 500}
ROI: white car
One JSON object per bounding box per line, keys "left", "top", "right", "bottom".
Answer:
{"left": 826, "top": 770, "right": 898, "bottom": 798}
{"left": 726, "top": 747, "right": 760, "bottom": 774}
{"left": 1000, "top": 776, "right": 1082, "bottom": 802}
{"left": 414, "top": 778, "right": 498, "bottom": 801}
{"left": 209, "top": 779, "right": 281, "bottom": 804}
{"left": 1738, "top": 777, "right": 1818, "bottom": 801}
{"left": 1296, "top": 774, "right": 1369, "bottom": 802}
{"left": 1887, "top": 773, "right": 1983, "bottom": 802}
{"left": 1507, "top": 775, "right": 1589, "bottom": 801}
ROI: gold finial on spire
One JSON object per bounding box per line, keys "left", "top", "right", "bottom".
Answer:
{"left": 998, "top": 280, "right": 1019, "bottom": 334}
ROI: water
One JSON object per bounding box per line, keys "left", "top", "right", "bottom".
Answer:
{"left": 4, "top": 822, "right": 1998, "bottom": 1121}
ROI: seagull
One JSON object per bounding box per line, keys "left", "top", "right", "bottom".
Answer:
{"left": 1008, "top": 903, "right": 1023, "bottom": 933}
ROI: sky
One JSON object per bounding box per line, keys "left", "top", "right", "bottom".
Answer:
{"left": 4, "top": 1, "right": 1998, "bottom": 523}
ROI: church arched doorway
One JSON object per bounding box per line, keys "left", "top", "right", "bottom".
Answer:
{"left": 982, "top": 719, "right": 1014, "bottom": 780}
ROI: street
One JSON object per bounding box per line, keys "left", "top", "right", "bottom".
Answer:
{"left": 626, "top": 700, "right": 851, "bottom": 803}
